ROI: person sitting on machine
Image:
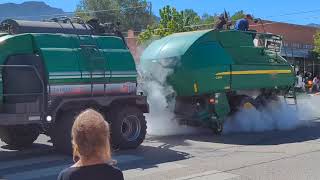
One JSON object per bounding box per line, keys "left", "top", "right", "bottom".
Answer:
{"left": 234, "top": 14, "right": 253, "bottom": 31}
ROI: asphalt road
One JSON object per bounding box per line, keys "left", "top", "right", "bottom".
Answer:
{"left": 1, "top": 117, "right": 320, "bottom": 180}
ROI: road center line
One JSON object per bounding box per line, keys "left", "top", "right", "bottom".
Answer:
{"left": 175, "top": 170, "right": 240, "bottom": 180}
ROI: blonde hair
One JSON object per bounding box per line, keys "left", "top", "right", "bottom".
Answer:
{"left": 72, "top": 109, "right": 111, "bottom": 161}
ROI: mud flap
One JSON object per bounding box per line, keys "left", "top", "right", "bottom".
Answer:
{"left": 214, "top": 92, "right": 230, "bottom": 123}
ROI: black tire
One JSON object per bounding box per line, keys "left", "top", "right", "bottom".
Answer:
{"left": 255, "top": 95, "right": 268, "bottom": 109}
{"left": 110, "top": 107, "right": 146, "bottom": 149}
{"left": 255, "top": 95, "right": 279, "bottom": 109}
{"left": 0, "top": 125, "right": 39, "bottom": 148}
{"left": 51, "top": 110, "right": 78, "bottom": 155}
{"left": 229, "top": 95, "right": 257, "bottom": 113}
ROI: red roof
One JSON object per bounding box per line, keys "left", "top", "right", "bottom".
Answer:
{"left": 250, "top": 20, "right": 319, "bottom": 45}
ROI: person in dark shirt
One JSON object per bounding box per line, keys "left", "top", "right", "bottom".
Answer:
{"left": 234, "top": 14, "right": 253, "bottom": 31}
{"left": 57, "top": 109, "right": 124, "bottom": 180}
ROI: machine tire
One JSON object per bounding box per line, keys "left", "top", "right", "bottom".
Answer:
{"left": 255, "top": 94, "right": 279, "bottom": 109}
{"left": 110, "top": 106, "right": 146, "bottom": 149}
{"left": 0, "top": 125, "right": 39, "bottom": 148}
{"left": 238, "top": 96, "right": 258, "bottom": 110}
{"left": 255, "top": 95, "right": 268, "bottom": 109}
{"left": 51, "top": 110, "right": 79, "bottom": 155}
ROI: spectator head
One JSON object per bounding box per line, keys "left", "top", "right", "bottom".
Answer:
{"left": 72, "top": 109, "right": 111, "bottom": 163}
{"left": 245, "top": 14, "right": 253, "bottom": 20}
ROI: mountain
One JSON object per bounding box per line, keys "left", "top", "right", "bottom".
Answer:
{"left": 307, "top": 23, "right": 320, "bottom": 28}
{"left": 0, "top": 1, "right": 65, "bottom": 21}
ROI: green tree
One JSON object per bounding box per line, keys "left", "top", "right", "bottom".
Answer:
{"left": 314, "top": 31, "right": 320, "bottom": 57}
{"left": 138, "top": 6, "right": 201, "bottom": 44}
{"left": 138, "top": 7, "right": 246, "bottom": 45}
{"left": 200, "top": 13, "right": 219, "bottom": 29}
{"left": 118, "top": 0, "right": 155, "bottom": 31}
{"left": 76, "top": 0, "right": 154, "bottom": 31}
{"left": 182, "top": 9, "right": 201, "bottom": 26}
{"left": 201, "top": 13, "right": 217, "bottom": 24}
{"left": 231, "top": 10, "right": 246, "bottom": 22}
{"left": 75, "top": 1, "right": 93, "bottom": 22}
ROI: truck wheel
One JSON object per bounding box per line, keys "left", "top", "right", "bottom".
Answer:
{"left": 255, "top": 95, "right": 268, "bottom": 109}
{"left": 239, "top": 96, "right": 257, "bottom": 110}
{"left": 255, "top": 95, "right": 279, "bottom": 109}
{"left": 0, "top": 125, "right": 39, "bottom": 148}
{"left": 51, "top": 111, "right": 78, "bottom": 155}
{"left": 110, "top": 107, "right": 146, "bottom": 149}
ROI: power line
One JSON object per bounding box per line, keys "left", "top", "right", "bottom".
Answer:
{"left": 1, "top": 4, "right": 318, "bottom": 21}
{"left": 142, "top": 8, "right": 320, "bottom": 33}
{"left": 264, "top": 9, "right": 320, "bottom": 18}
{"left": 135, "top": 22, "right": 216, "bottom": 34}
{"left": 134, "top": 18, "right": 317, "bottom": 35}
{"left": 0, "top": 5, "right": 149, "bottom": 19}
{"left": 1, "top": 4, "right": 319, "bottom": 34}
{"left": 128, "top": 21, "right": 279, "bottom": 34}
{"left": 139, "top": 9, "right": 320, "bottom": 33}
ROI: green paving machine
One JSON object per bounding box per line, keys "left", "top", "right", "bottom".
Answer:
{"left": 0, "top": 18, "right": 148, "bottom": 154}
{"left": 140, "top": 29, "right": 296, "bottom": 134}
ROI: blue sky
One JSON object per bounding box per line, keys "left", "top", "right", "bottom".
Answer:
{"left": 2, "top": 0, "right": 320, "bottom": 25}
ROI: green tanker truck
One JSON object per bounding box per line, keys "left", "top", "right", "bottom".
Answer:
{"left": 0, "top": 18, "right": 148, "bottom": 154}
{"left": 140, "top": 29, "right": 296, "bottom": 134}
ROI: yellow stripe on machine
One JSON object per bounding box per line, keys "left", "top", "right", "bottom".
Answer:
{"left": 193, "top": 82, "right": 198, "bottom": 93}
{"left": 215, "top": 69, "right": 292, "bottom": 76}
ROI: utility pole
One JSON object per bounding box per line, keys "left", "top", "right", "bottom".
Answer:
{"left": 147, "top": 2, "right": 152, "bottom": 16}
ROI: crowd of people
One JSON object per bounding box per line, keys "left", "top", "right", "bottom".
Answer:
{"left": 296, "top": 71, "right": 320, "bottom": 93}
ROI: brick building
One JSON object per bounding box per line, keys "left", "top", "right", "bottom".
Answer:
{"left": 125, "top": 30, "right": 139, "bottom": 62}
{"left": 250, "top": 20, "right": 320, "bottom": 75}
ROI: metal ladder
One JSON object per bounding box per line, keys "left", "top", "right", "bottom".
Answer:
{"left": 60, "top": 17, "right": 108, "bottom": 96}
{"left": 284, "top": 87, "right": 298, "bottom": 110}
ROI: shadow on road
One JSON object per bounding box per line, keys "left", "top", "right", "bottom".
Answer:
{"left": 214, "top": 120, "right": 320, "bottom": 145}
{"left": 0, "top": 143, "right": 55, "bottom": 161}
{"left": 147, "top": 120, "right": 320, "bottom": 147}
{"left": 0, "top": 140, "right": 191, "bottom": 172}
{"left": 118, "top": 145, "right": 191, "bottom": 170}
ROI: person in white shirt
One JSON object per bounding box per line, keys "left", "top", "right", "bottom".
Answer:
{"left": 295, "top": 73, "right": 305, "bottom": 92}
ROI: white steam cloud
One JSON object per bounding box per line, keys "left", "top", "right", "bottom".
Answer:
{"left": 223, "top": 95, "right": 320, "bottom": 134}
{"left": 137, "top": 49, "right": 320, "bottom": 136}
{"left": 138, "top": 56, "right": 320, "bottom": 136}
{"left": 137, "top": 58, "right": 199, "bottom": 136}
